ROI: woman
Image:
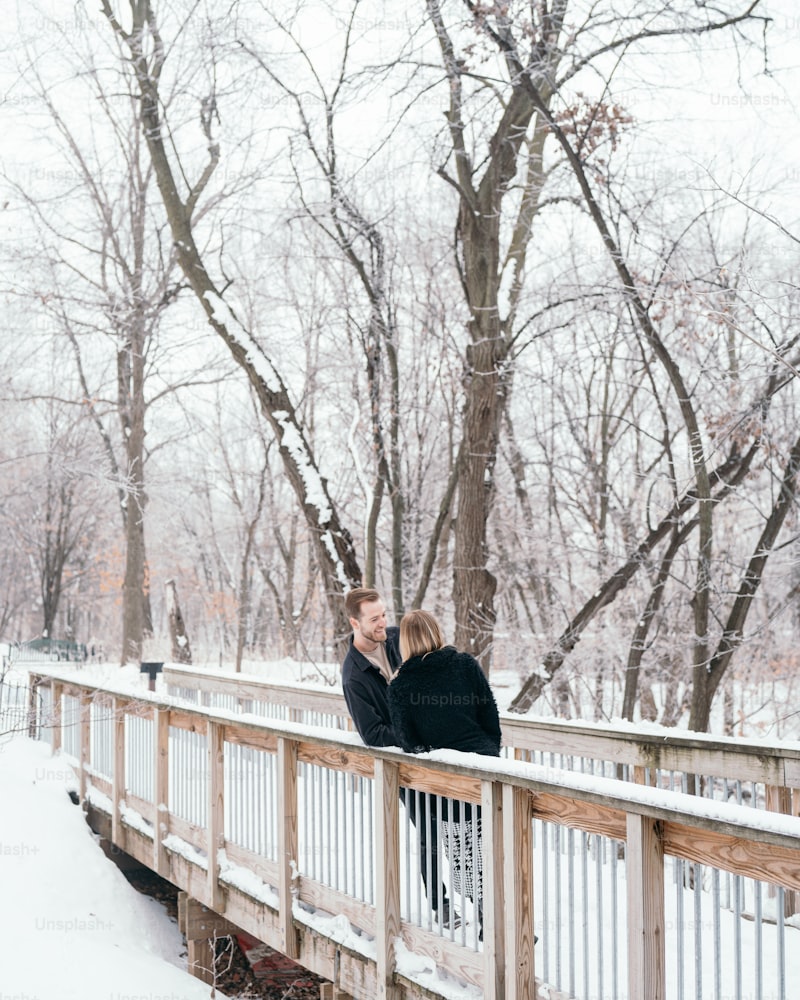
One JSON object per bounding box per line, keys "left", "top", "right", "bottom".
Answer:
{"left": 388, "top": 610, "right": 502, "bottom": 937}
{"left": 388, "top": 609, "right": 501, "bottom": 756}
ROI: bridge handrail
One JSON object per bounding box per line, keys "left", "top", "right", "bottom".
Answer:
{"left": 161, "top": 663, "right": 800, "bottom": 790}
{"left": 28, "top": 666, "right": 800, "bottom": 1000}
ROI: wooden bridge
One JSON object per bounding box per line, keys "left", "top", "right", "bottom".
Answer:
{"left": 20, "top": 663, "right": 800, "bottom": 1000}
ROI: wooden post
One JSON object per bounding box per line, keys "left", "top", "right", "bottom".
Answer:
{"left": 51, "top": 681, "right": 62, "bottom": 754}
{"left": 481, "top": 779, "right": 505, "bottom": 1000}
{"left": 374, "top": 759, "right": 400, "bottom": 1000}
{"left": 154, "top": 707, "right": 170, "bottom": 876}
{"left": 503, "top": 784, "right": 535, "bottom": 999}
{"left": 79, "top": 690, "right": 91, "bottom": 804}
{"left": 27, "top": 674, "right": 40, "bottom": 739}
{"left": 766, "top": 785, "right": 798, "bottom": 916}
{"left": 111, "top": 697, "right": 125, "bottom": 846}
{"left": 278, "top": 736, "right": 299, "bottom": 959}
{"left": 178, "top": 891, "right": 237, "bottom": 986}
{"left": 627, "top": 814, "right": 665, "bottom": 1000}
{"left": 207, "top": 720, "right": 225, "bottom": 911}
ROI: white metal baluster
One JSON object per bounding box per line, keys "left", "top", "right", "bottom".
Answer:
{"left": 676, "top": 857, "right": 685, "bottom": 1000}
{"left": 694, "top": 862, "right": 703, "bottom": 999}
{"left": 755, "top": 879, "right": 763, "bottom": 999}
{"left": 567, "top": 824, "right": 576, "bottom": 997}
{"left": 596, "top": 834, "right": 604, "bottom": 999}
{"left": 611, "top": 836, "right": 619, "bottom": 1000}
{"left": 777, "top": 887, "right": 786, "bottom": 1000}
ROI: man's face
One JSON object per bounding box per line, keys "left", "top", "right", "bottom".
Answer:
{"left": 352, "top": 599, "right": 387, "bottom": 645}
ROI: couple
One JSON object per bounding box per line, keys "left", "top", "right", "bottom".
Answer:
{"left": 341, "top": 587, "right": 501, "bottom": 933}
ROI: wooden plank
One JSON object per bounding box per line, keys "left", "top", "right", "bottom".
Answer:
{"left": 398, "top": 922, "right": 483, "bottom": 989}
{"left": 111, "top": 697, "right": 125, "bottom": 845}
{"left": 161, "top": 666, "right": 349, "bottom": 716}
{"left": 89, "top": 774, "right": 112, "bottom": 798}
{"left": 295, "top": 877, "right": 376, "bottom": 937}
{"left": 207, "top": 720, "right": 225, "bottom": 912}
{"left": 297, "top": 742, "right": 375, "bottom": 779}
{"left": 122, "top": 699, "right": 154, "bottom": 720}
{"left": 187, "top": 936, "right": 215, "bottom": 985}
{"left": 154, "top": 707, "right": 170, "bottom": 876}
{"left": 481, "top": 780, "right": 503, "bottom": 1000}
{"left": 662, "top": 821, "right": 800, "bottom": 891}
{"left": 168, "top": 709, "right": 207, "bottom": 734}
{"left": 166, "top": 811, "right": 206, "bottom": 851}
{"left": 278, "top": 736, "right": 300, "bottom": 959}
{"left": 397, "top": 763, "right": 480, "bottom": 803}
{"left": 531, "top": 790, "right": 627, "bottom": 841}
{"left": 627, "top": 814, "right": 665, "bottom": 1000}
{"left": 501, "top": 718, "right": 798, "bottom": 787}
{"left": 79, "top": 690, "right": 91, "bottom": 803}
{"left": 221, "top": 840, "right": 279, "bottom": 889}
{"left": 785, "top": 759, "right": 800, "bottom": 789}
{"left": 503, "top": 784, "right": 535, "bottom": 1000}
{"left": 124, "top": 791, "right": 156, "bottom": 828}
{"left": 178, "top": 891, "right": 238, "bottom": 939}
{"left": 223, "top": 723, "right": 278, "bottom": 753}
{"left": 51, "top": 681, "right": 62, "bottom": 754}
{"left": 375, "top": 758, "right": 401, "bottom": 1000}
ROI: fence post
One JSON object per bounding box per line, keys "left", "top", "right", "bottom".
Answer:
{"left": 374, "top": 758, "right": 400, "bottom": 1000}
{"left": 27, "top": 674, "right": 41, "bottom": 738}
{"left": 79, "top": 690, "right": 91, "bottom": 804}
{"left": 766, "top": 784, "right": 799, "bottom": 916}
{"left": 112, "top": 697, "right": 125, "bottom": 846}
{"left": 154, "top": 707, "right": 170, "bottom": 876}
{"left": 207, "top": 720, "right": 225, "bottom": 911}
{"left": 481, "top": 779, "right": 505, "bottom": 1000}
{"left": 627, "top": 814, "right": 665, "bottom": 1000}
{"left": 51, "top": 681, "right": 62, "bottom": 754}
{"left": 278, "top": 736, "right": 299, "bottom": 959}
{"left": 503, "top": 783, "right": 535, "bottom": 999}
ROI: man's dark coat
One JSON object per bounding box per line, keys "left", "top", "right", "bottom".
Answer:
{"left": 341, "top": 625, "right": 402, "bottom": 747}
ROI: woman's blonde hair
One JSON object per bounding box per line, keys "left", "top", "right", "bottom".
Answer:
{"left": 399, "top": 610, "right": 445, "bottom": 661}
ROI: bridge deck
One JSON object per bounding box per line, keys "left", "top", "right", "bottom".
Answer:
{"left": 17, "top": 665, "right": 800, "bottom": 1000}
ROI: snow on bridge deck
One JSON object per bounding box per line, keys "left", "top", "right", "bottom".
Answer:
{"left": 10, "top": 662, "right": 800, "bottom": 1000}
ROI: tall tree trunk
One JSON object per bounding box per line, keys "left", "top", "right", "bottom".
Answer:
{"left": 101, "top": 2, "right": 361, "bottom": 645}
{"left": 428, "top": 0, "right": 556, "bottom": 668}
{"left": 119, "top": 321, "right": 148, "bottom": 664}
{"left": 166, "top": 578, "right": 192, "bottom": 664}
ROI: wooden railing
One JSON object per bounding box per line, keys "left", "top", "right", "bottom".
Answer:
{"left": 163, "top": 664, "right": 800, "bottom": 813}
{"left": 28, "top": 666, "right": 800, "bottom": 1000}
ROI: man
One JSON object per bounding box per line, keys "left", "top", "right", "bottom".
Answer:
{"left": 341, "top": 588, "right": 401, "bottom": 747}
{"left": 341, "top": 587, "right": 454, "bottom": 925}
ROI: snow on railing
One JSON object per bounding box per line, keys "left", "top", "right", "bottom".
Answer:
{"left": 22, "top": 666, "right": 800, "bottom": 1000}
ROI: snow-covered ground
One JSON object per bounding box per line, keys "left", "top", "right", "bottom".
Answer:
{"left": 0, "top": 732, "right": 227, "bottom": 1000}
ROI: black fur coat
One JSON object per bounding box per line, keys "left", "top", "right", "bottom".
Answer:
{"left": 387, "top": 645, "right": 501, "bottom": 757}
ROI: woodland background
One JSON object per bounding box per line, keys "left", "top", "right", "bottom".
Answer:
{"left": 2, "top": 0, "right": 799, "bottom": 737}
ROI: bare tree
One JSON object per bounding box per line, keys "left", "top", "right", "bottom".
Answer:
{"left": 99, "top": 0, "right": 362, "bottom": 644}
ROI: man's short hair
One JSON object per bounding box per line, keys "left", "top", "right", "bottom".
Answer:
{"left": 345, "top": 587, "right": 381, "bottom": 622}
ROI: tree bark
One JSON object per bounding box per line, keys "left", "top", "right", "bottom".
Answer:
{"left": 166, "top": 578, "right": 192, "bottom": 664}
{"left": 428, "top": 0, "right": 560, "bottom": 668}
{"left": 101, "top": 2, "right": 361, "bottom": 643}
{"left": 689, "top": 432, "right": 800, "bottom": 731}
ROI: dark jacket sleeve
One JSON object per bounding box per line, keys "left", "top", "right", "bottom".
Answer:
{"left": 387, "top": 676, "right": 423, "bottom": 753}
{"left": 343, "top": 669, "right": 397, "bottom": 747}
